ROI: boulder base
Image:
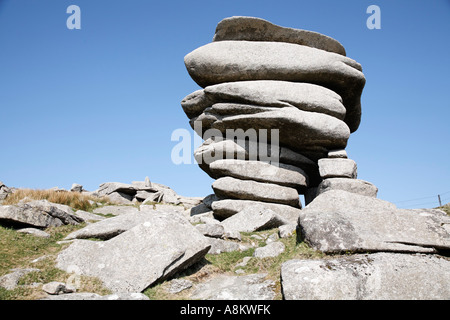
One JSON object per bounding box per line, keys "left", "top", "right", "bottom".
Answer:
{"left": 281, "top": 253, "right": 450, "bottom": 300}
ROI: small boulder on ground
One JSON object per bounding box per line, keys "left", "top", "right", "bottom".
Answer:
{"left": 298, "top": 190, "right": 450, "bottom": 254}
{"left": 0, "top": 268, "right": 40, "bottom": 290}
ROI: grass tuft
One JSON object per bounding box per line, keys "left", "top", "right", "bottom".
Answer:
{"left": 3, "top": 189, "right": 109, "bottom": 212}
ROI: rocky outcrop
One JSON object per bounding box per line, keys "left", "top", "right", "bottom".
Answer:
{"left": 56, "top": 212, "right": 211, "bottom": 293}
{"left": 182, "top": 16, "right": 367, "bottom": 227}
{"left": 91, "top": 178, "right": 201, "bottom": 208}
{"left": 190, "top": 273, "right": 275, "bottom": 300}
{"left": 281, "top": 253, "right": 450, "bottom": 300}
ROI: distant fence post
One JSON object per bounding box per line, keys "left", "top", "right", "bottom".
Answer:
{"left": 438, "top": 195, "right": 442, "bottom": 207}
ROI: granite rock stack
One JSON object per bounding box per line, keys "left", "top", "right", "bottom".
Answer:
{"left": 182, "top": 16, "right": 370, "bottom": 222}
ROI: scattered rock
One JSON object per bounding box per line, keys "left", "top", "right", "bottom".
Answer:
{"left": 167, "top": 279, "right": 193, "bottom": 294}
{"left": 254, "top": 241, "right": 285, "bottom": 258}
{"left": 64, "top": 211, "right": 154, "bottom": 240}
{"left": 185, "top": 41, "right": 364, "bottom": 133}
{"left": 318, "top": 158, "right": 357, "bottom": 179}
{"left": 195, "top": 223, "right": 224, "bottom": 239}
{"left": 203, "top": 80, "right": 346, "bottom": 120}
{"left": 196, "top": 105, "right": 350, "bottom": 152}
{"left": 70, "top": 183, "right": 83, "bottom": 193}
{"left": 190, "top": 273, "right": 275, "bottom": 300}
{"left": 317, "top": 178, "right": 378, "bottom": 197}
{"left": 93, "top": 205, "right": 139, "bottom": 216}
{"left": 40, "top": 292, "right": 149, "bottom": 300}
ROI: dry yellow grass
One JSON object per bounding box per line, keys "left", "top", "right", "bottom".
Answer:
{"left": 3, "top": 189, "right": 108, "bottom": 212}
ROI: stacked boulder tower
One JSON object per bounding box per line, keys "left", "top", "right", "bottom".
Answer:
{"left": 182, "top": 18, "right": 450, "bottom": 299}
{"left": 181, "top": 16, "right": 376, "bottom": 221}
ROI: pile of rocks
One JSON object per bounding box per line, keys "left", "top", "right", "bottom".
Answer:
{"left": 182, "top": 16, "right": 366, "bottom": 219}
{"left": 89, "top": 177, "right": 202, "bottom": 208}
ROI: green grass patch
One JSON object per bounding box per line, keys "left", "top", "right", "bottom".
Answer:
{"left": 0, "top": 224, "right": 110, "bottom": 300}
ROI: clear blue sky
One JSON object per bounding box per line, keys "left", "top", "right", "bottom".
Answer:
{"left": 0, "top": 0, "right": 449, "bottom": 209}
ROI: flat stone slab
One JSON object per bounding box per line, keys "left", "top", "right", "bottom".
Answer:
{"left": 212, "top": 177, "right": 300, "bottom": 208}
{"left": 93, "top": 205, "right": 139, "bottom": 216}
{"left": 212, "top": 199, "right": 301, "bottom": 224}
{"left": 56, "top": 213, "right": 210, "bottom": 293}
{"left": 213, "top": 16, "right": 346, "bottom": 55}
{"left": 281, "top": 253, "right": 450, "bottom": 300}
{"left": 194, "top": 105, "right": 350, "bottom": 152}
{"left": 184, "top": 40, "right": 365, "bottom": 132}
{"left": 206, "top": 238, "right": 246, "bottom": 255}
{"left": 190, "top": 273, "right": 276, "bottom": 300}
{"left": 41, "top": 292, "right": 149, "bottom": 300}
{"left": 317, "top": 178, "right": 378, "bottom": 197}
{"left": 299, "top": 190, "right": 450, "bottom": 254}
{"left": 0, "top": 268, "right": 40, "bottom": 290}
{"left": 64, "top": 211, "right": 154, "bottom": 240}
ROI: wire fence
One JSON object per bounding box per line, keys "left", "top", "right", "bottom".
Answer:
{"left": 394, "top": 190, "right": 450, "bottom": 209}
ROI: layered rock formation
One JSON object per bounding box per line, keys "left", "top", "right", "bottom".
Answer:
{"left": 182, "top": 16, "right": 367, "bottom": 219}
{"left": 182, "top": 17, "right": 450, "bottom": 300}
